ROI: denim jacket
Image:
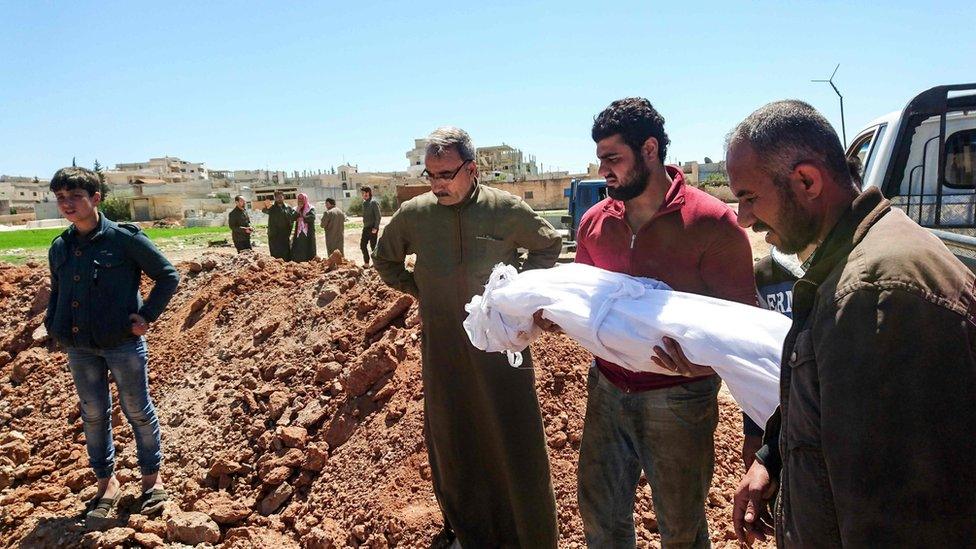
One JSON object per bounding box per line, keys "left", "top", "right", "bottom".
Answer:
{"left": 45, "top": 214, "right": 180, "bottom": 349}
{"left": 757, "top": 188, "right": 976, "bottom": 547}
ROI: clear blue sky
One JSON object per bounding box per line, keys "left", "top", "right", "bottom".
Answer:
{"left": 2, "top": 1, "right": 974, "bottom": 178}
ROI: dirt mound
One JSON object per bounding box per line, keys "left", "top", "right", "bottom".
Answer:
{"left": 0, "top": 254, "right": 765, "bottom": 548}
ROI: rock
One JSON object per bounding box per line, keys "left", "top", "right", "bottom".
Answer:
{"left": 132, "top": 532, "right": 165, "bottom": 548}
{"left": 302, "top": 442, "right": 329, "bottom": 472}
{"left": 209, "top": 455, "right": 249, "bottom": 476}
{"left": 0, "top": 466, "right": 13, "bottom": 490}
{"left": 313, "top": 362, "right": 343, "bottom": 385}
{"left": 318, "top": 288, "right": 339, "bottom": 305}
{"left": 189, "top": 297, "right": 207, "bottom": 314}
{"left": 194, "top": 491, "right": 251, "bottom": 525}
{"left": 62, "top": 467, "right": 94, "bottom": 492}
{"left": 85, "top": 527, "right": 135, "bottom": 548}
{"left": 10, "top": 347, "right": 47, "bottom": 384}
{"left": 187, "top": 261, "right": 203, "bottom": 273}
{"left": 339, "top": 345, "right": 398, "bottom": 397}
{"left": 268, "top": 391, "right": 289, "bottom": 420}
{"left": 167, "top": 411, "right": 185, "bottom": 427}
{"left": 0, "top": 431, "right": 30, "bottom": 465}
{"left": 365, "top": 295, "right": 414, "bottom": 336}
{"left": 641, "top": 510, "right": 659, "bottom": 532}
{"left": 259, "top": 483, "right": 294, "bottom": 515}
{"left": 202, "top": 259, "right": 217, "bottom": 271}
{"left": 166, "top": 510, "right": 221, "bottom": 545}
{"left": 224, "top": 526, "right": 301, "bottom": 548}
{"left": 259, "top": 465, "right": 292, "bottom": 486}
{"left": 25, "top": 484, "right": 68, "bottom": 504}
{"left": 253, "top": 321, "right": 280, "bottom": 340}
{"left": 303, "top": 527, "right": 337, "bottom": 549}
{"left": 548, "top": 431, "right": 568, "bottom": 449}
{"left": 31, "top": 323, "right": 49, "bottom": 344}
{"left": 278, "top": 426, "right": 308, "bottom": 449}
{"left": 275, "top": 365, "right": 299, "bottom": 380}
{"left": 294, "top": 399, "right": 330, "bottom": 428}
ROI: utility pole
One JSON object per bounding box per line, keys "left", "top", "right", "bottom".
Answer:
{"left": 812, "top": 63, "right": 847, "bottom": 148}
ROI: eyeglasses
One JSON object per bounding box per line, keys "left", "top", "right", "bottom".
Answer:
{"left": 421, "top": 159, "right": 471, "bottom": 183}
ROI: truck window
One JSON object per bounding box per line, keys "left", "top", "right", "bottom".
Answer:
{"left": 847, "top": 125, "right": 886, "bottom": 185}
{"left": 945, "top": 129, "right": 976, "bottom": 189}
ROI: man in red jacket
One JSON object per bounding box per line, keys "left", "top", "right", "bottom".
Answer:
{"left": 569, "top": 98, "right": 756, "bottom": 547}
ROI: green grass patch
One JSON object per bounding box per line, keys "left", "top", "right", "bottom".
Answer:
{"left": 0, "top": 225, "right": 232, "bottom": 251}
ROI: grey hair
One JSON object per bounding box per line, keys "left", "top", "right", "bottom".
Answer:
{"left": 426, "top": 126, "right": 476, "bottom": 161}
{"left": 726, "top": 100, "right": 850, "bottom": 186}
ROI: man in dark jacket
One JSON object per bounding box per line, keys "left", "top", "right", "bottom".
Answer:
{"left": 45, "top": 167, "right": 180, "bottom": 520}
{"left": 228, "top": 195, "right": 252, "bottom": 253}
{"left": 728, "top": 100, "right": 976, "bottom": 547}
{"left": 360, "top": 186, "right": 380, "bottom": 267}
{"left": 262, "top": 190, "right": 294, "bottom": 260}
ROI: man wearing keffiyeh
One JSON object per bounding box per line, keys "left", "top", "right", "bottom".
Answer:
{"left": 289, "top": 192, "right": 317, "bottom": 262}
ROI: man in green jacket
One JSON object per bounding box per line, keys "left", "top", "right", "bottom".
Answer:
{"left": 262, "top": 190, "right": 295, "bottom": 260}
{"left": 729, "top": 100, "right": 976, "bottom": 547}
{"left": 360, "top": 186, "right": 381, "bottom": 267}
{"left": 374, "top": 126, "right": 562, "bottom": 548}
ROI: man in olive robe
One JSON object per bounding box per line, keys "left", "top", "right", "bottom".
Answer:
{"left": 262, "top": 190, "right": 295, "bottom": 260}
{"left": 374, "top": 126, "right": 562, "bottom": 548}
{"left": 320, "top": 197, "right": 346, "bottom": 257}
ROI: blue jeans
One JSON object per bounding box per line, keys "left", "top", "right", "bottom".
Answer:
{"left": 66, "top": 337, "right": 162, "bottom": 480}
{"left": 578, "top": 367, "right": 720, "bottom": 549}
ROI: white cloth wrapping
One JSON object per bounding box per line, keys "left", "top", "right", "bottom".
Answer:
{"left": 463, "top": 263, "right": 790, "bottom": 427}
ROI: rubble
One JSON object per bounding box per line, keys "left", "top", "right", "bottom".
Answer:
{"left": 0, "top": 254, "right": 769, "bottom": 547}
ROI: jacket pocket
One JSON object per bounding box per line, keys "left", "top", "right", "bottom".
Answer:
{"left": 785, "top": 329, "right": 822, "bottom": 450}
{"left": 783, "top": 447, "right": 841, "bottom": 545}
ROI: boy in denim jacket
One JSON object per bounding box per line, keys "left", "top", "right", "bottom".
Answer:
{"left": 45, "top": 167, "right": 179, "bottom": 518}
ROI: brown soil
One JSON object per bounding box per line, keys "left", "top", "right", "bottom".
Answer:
{"left": 0, "top": 253, "right": 769, "bottom": 548}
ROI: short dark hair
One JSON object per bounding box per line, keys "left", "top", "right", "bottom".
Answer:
{"left": 234, "top": 195, "right": 244, "bottom": 202}
{"left": 50, "top": 167, "right": 100, "bottom": 196}
{"left": 592, "top": 97, "right": 670, "bottom": 163}
{"left": 325, "top": 198, "right": 336, "bottom": 206}
{"left": 726, "top": 100, "right": 850, "bottom": 187}
{"left": 361, "top": 186, "right": 372, "bottom": 194}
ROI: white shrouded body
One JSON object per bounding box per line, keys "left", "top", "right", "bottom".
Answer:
{"left": 463, "top": 263, "right": 789, "bottom": 427}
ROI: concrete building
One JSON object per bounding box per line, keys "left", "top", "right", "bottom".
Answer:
{"left": 483, "top": 177, "right": 574, "bottom": 211}
{"left": 405, "top": 139, "right": 428, "bottom": 177}
{"left": 114, "top": 157, "right": 208, "bottom": 180}
{"left": 680, "top": 159, "right": 728, "bottom": 185}
{"left": 476, "top": 144, "right": 539, "bottom": 182}
{"left": 0, "top": 176, "right": 55, "bottom": 212}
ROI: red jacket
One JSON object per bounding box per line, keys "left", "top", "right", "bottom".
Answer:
{"left": 576, "top": 166, "right": 757, "bottom": 391}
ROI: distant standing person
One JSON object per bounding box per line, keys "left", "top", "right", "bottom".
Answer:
{"left": 320, "top": 197, "right": 346, "bottom": 257}
{"left": 360, "top": 186, "right": 380, "bottom": 267}
{"left": 44, "top": 167, "right": 180, "bottom": 520}
{"left": 228, "top": 195, "right": 253, "bottom": 253}
{"left": 262, "top": 190, "right": 295, "bottom": 260}
{"left": 290, "top": 192, "right": 316, "bottom": 262}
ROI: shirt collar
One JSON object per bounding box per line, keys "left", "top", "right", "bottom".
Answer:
{"left": 602, "top": 165, "right": 687, "bottom": 219}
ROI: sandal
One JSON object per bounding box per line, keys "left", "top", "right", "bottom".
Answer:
{"left": 85, "top": 492, "right": 121, "bottom": 519}
{"left": 139, "top": 487, "right": 169, "bottom": 516}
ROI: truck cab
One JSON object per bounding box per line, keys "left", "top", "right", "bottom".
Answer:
{"left": 846, "top": 83, "right": 976, "bottom": 270}
{"left": 562, "top": 179, "right": 607, "bottom": 248}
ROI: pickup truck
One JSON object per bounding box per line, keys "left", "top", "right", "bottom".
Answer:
{"left": 847, "top": 83, "right": 976, "bottom": 271}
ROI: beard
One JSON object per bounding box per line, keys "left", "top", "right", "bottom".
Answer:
{"left": 771, "top": 176, "right": 820, "bottom": 254}
{"left": 607, "top": 156, "right": 651, "bottom": 201}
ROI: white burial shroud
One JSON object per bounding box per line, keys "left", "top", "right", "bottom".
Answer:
{"left": 463, "top": 263, "right": 790, "bottom": 427}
